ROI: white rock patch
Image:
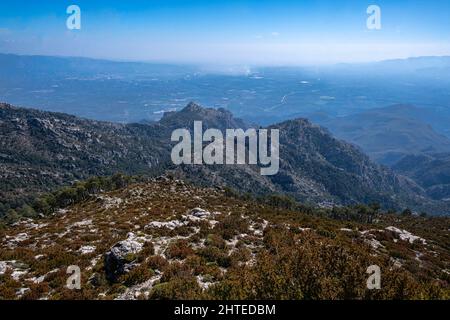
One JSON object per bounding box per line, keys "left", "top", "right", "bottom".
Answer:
{"left": 6, "top": 233, "right": 29, "bottom": 248}
{"left": 71, "top": 219, "right": 93, "bottom": 228}
{"left": 79, "top": 245, "right": 96, "bottom": 255}
{"left": 116, "top": 275, "right": 162, "bottom": 300}
{"left": 364, "top": 238, "right": 384, "bottom": 250}
{"left": 97, "top": 195, "right": 123, "bottom": 209}
{"left": 386, "top": 226, "right": 426, "bottom": 244}
{"left": 0, "top": 261, "right": 7, "bottom": 275}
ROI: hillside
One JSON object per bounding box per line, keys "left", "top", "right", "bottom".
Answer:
{"left": 0, "top": 103, "right": 171, "bottom": 214}
{"left": 319, "top": 105, "right": 450, "bottom": 166}
{"left": 393, "top": 153, "right": 450, "bottom": 201}
{"left": 0, "top": 177, "right": 448, "bottom": 300}
{"left": 2, "top": 102, "right": 439, "bottom": 217}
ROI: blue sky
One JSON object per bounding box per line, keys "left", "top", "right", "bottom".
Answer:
{"left": 1, "top": 0, "right": 449, "bottom": 65}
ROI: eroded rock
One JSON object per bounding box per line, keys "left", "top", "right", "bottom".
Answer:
{"left": 104, "top": 232, "right": 145, "bottom": 281}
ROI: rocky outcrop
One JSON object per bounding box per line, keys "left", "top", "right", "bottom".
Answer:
{"left": 104, "top": 232, "right": 146, "bottom": 282}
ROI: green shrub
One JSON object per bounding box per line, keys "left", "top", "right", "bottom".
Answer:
{"left": 205, "top": 234, "right": 226, "bottom": 249}
{"left": 165, "top": 240, "right": 194, "bottom": 260}
{"left": 215, "top": 215, "right": 248, "bottom": 240}
{"left": 149, "top": 277, "right": 201, "bottom": 300}
{"left": 121, "top": 264, "right": 155, "bottom": 287}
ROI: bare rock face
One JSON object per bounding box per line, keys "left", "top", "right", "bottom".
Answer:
{"left": 104, "top": 232, "right": 144, "bottom": 282}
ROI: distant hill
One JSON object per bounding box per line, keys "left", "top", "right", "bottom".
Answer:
{"left": 318, "top": 105, "right": 450, "bottom": 166}
{"left": 327, "top": 56, "right": 450, "bottom": 78}
{"left": 0, "top": 53, "right": 196, "bottom": 80}
{"left": 393, "top": 153, "right": 450, "bottom": 201}
{"left": 2, "top": 102, "right": 445, "bottom": 216}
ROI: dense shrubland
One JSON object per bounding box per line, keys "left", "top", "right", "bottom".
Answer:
{"left": 1, "top": 174, "right": 137, "bottom": 225}
{"left": 0, "top": 177, "right": 448, "bottom": 300}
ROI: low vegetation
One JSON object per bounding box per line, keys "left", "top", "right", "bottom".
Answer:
{"left": 0, "top": 176, "right": 448, "bottom": 300}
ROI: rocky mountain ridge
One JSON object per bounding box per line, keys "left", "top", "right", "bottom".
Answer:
{"left": 0, "top": 102, "right": 446, "bottom": 216}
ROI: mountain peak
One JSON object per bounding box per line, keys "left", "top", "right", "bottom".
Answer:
{"left": 179, "top": 102, "right": 233, "bottom": 118}
{"left": 183, "top": 101, "right": 203, "bottom": 112}
{"left": 0, "top": 103, "right": 13, "bottom": 110}
{"left": 160, "top": 102, "right": 249, "bottom": 130}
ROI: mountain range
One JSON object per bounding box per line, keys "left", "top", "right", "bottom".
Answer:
{"left": 317, "top": 104, "right": 450, "bottom": 166}
{"left": 2, "top": 101, "right": 448, "bottom": 217}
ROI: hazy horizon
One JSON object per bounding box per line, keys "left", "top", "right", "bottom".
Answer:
{"left": 3, "top": 51, "right": 450, "bottom": 70}
{"left": 1, "top": 0, "right": 450, "bottom": 65}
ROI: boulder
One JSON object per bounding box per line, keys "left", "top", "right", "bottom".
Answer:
{"left": 104, "top": 232, "right": 144, "bottom": 282}
{"left": 190, "top": 208, "right": 211, "bottom": 218}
